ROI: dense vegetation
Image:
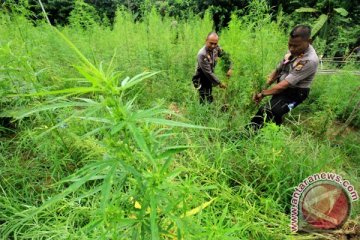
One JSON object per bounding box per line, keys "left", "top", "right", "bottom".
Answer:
{"left": 6, "top": 0, "right": 360, "bottom": 57}
{"left": 0, "top": 1, "right": 359, "bottom": 239}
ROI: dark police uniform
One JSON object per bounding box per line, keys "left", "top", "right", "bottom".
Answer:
{"left": 250, "top": 45, "right": 319, "bottom": 129}
{"left": 192, "top": 46, "right": 230, "bottom": 104}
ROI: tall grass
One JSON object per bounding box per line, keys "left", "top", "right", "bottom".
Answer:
{"left": 0, "top": 1, "right": 359, "bottom": 239}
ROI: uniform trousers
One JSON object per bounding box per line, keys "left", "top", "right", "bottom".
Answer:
{"left": 249, "top": 88, "right": 310, "bottom": 131}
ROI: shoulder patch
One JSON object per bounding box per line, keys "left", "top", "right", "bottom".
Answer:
{"left": 204, "top": 54, "right": 212, "bottom": 63}
{"left": 295, "top": 64, "right": 304, "bottom": 71}
{"left": 295, "top": 60, "right": 308, "bottom": 71}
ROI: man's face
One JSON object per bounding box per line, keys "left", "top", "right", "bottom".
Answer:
{"left": 206, "top": 35, "right": 219, "bottom": 51}
{"left": 288, "top": 37, "right": 309, "bottom": 56}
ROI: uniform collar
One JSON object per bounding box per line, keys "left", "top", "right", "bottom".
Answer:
{"left": 205, "top": 46, "right": 218, "bottom": 53}
{"left": 296, "top": 45, "right": 312, "bottom": 59}
{"left": 285, "top": 45, "right": 311, "bottom": 64}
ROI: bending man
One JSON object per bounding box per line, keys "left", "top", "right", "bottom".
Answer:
{"left": 192, "top": 32, "right": 232, "bottom": 104}
{"left": 249, "top": 25, "right": 319, "bottom": 131}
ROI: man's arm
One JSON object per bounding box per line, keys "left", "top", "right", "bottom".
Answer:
{"left": 253, "top": 60, "right": 317, "bottom": 104}
{"left": 253, "top": 80, "right": 289, "bottom": 103}
{"left": 266, "top": 53, "right": 291, "bottom": 85}
{"left": 263, "top": 80, "right": 289, "bottom": 96}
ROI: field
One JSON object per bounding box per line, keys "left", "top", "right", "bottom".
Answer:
{"left": 0, "top": 4, "right": 359, "bottom": 240}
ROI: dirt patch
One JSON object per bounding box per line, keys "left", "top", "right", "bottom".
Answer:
{"left": 166, "top": 102, "right": 183, "bottom": 120}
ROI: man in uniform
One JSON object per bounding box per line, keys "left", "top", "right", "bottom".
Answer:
{"left": 192, "top": 32, "right": 232, "bottom": 104}
{"left": 249, "top": 25, "right": 319, "bottom": 131}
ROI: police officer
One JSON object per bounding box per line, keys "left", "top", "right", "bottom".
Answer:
{"left": 192, "top": 32, "right": 232, "bottom": 104}
{"left": 249, "top": 25, "right": 319, "bottom": 130}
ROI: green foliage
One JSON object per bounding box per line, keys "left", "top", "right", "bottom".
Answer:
{"left": 68, "top": 0, "right": 100, "bottom": 29}
{"left": 0, "top": 3, "right": 359, "bottom": 239}
{"left": 295, "top": 7, "right": 318, "bottom": 13}
{"left": 0, "top": 14, "right": 214, "bottom": 239}
{"left": 5, "top": 0, "right": 359, "bottom": 57}
{"left": 315, "top": 73, "right": 360, "bottom": 127}
{"left": 290, "top": 0, "right": 359, "bottom": 57}
{"left": 334, "top": 7, "right": 348, "bottom": 17}
{"left": 219, "top": 1, "right": 287, "bottom": 109}
{"left": 311, "top": 14, "right": 328, "bottom": 38}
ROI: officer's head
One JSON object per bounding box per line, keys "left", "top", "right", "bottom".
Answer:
{"left": 288, "top": 25, "right": 312, "bottom": 56}
{"left": 206, "top": 32, "right": 219, "bottom": 51}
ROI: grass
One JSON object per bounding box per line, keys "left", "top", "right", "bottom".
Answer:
{"left": 0, "top": 2, "right": 359, "bottom": 239}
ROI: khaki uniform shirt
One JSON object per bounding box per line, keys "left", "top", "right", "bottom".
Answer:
{"left": 195, "top": 46, "right": 224, "bottom": 86}
{"left": 277, "top": 45, "right": 319, "bottom": 88}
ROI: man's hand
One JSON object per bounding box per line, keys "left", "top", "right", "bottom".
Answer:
{"left": 226, "top": 69, "right": 233, "bottom": 78}
{"left": 252, "top": 92, "right": 264, "bottom": 104}
{"left": 219, "top": 82, "right": 227, "bottom": 89}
